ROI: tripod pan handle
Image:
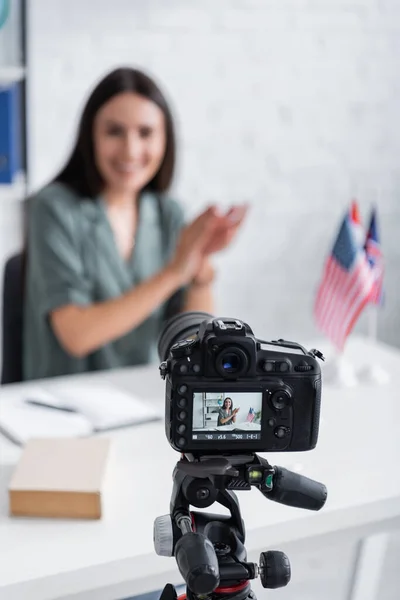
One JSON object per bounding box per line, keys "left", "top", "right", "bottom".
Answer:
{"left": 268, "top": 467, "right": 327, "bottom": 511}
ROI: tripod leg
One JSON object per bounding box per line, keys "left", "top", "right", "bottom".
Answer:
{"left": 159, "top": 583, "right": 178, "bottom": 600}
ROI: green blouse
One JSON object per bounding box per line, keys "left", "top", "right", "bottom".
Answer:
{"left": 23, "top": 182, "right": 185, "bottom": 381}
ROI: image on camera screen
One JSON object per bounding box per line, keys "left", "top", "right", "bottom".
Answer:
{"left": 192, "top": 391, "right": 263, "bottom": 442}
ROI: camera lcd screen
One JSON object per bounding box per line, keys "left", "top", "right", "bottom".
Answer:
{"left": 192, "top": 392, "right": 263, "bottom": 442}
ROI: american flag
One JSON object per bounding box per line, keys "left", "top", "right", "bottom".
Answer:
{"left": 246, "top": 407, "right": 255, "bottom": 423}
{"left": 364, "top": 207, "right": 384, "bottom": 306}
{"left": 314, "top": 207, "right": 374, "bottom": 351}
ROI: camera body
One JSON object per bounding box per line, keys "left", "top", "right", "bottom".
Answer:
{"left": 160, "top": 316, "right": 322, "bottom": 456}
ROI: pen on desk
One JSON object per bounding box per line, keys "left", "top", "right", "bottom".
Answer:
{"left": 24, "top": 399, "right": 77, "bottom": 413}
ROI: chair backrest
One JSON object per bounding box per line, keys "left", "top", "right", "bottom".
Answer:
{"left": 1, "top": 252, "right": 24, "bottom": 384}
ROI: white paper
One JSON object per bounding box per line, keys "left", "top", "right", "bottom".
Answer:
{"left": 0, "top": 391, "right": 92, "bottom": 445}
{"left": 46, "top": 381, "right": 161, "bottom": 431}
{"left": 0, "top": 382, "right": 161, "bottom": 445}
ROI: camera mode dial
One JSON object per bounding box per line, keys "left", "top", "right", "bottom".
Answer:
{"left": 171, "top": 338, "right": 196, "bottom": 358}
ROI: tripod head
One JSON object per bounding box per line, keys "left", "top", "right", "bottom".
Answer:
{"left": 154, "top": 453, "right": 327, "bottom": 600}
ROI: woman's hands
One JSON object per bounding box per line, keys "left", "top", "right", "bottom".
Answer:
{"left": 168, "top": 207, "right": 218, "bottom": 286}
{"left": 232, "top": 407, "right": 240, "bottom": 421}
{"left": 168, "top": 204, "right": 248, "bottom": 287}
{"left": 202, "top": 205, "right": 248, "bottom": 256}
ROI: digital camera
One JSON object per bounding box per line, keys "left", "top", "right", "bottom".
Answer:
{"left": 158, "top": 312, "right": 324, "bottom": 456}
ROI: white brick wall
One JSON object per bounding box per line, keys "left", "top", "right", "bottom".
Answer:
{"left": 6, "top": 0, "right": 399, "bottom": 350}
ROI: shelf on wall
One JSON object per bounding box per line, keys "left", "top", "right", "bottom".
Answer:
{"left": 0, "top": 66, "right": 25, "bottom": 84}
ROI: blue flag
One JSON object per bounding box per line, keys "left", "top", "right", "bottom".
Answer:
{"left": 364, "top": 207, "right": 384, "bottom": 306}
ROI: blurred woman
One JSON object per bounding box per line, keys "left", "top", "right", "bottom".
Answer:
{"left": 23, "top": 67, "right": 247, "bottom": 380}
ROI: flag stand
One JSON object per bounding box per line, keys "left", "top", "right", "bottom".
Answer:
{"left": 367, "top": 302, "right": 378, "bottom": 341}
{"left": 322, "top": 346, "right": 358, "bottom": 388}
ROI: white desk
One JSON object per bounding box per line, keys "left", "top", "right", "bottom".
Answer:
{"left": 0, "top": 335, "right": 400, "bottom": 600}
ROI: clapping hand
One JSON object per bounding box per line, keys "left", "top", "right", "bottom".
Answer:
{"left": 202, "top": 204, "right": 248, "bottom": 256}
{"left": 169, "top": 204, "right": 249, "bottom": 287}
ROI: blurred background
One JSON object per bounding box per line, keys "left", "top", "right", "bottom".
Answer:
{"left": 1, "top": 0, "right": 399, "bottom": 369}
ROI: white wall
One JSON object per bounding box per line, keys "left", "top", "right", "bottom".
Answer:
{"left": 18, "top": 0, "right": 400, "bottom": 349}
{"left": 192, "top": 393, "right": 205, "bottom": 429}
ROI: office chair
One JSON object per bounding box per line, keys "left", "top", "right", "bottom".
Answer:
{"left": 1, "top": 252, "right": 24, "bottom": 384}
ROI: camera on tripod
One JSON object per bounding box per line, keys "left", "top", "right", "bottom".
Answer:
{"left": 154, "top": 312, "right": 327, "bottom": 600}
{"left": 158, "top": 313, "right": 323, "bottom": 456}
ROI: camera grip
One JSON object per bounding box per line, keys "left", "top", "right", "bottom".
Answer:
{"left": 268, "top": 467, "right": 327, "bottom": 511}
{"left": 174, "top": 532, "right": 219, "bottom": 594}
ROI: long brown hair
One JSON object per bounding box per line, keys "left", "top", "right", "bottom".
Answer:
{"left": 21, "top": 67, "right": 176, "bottom": 296}
{"left": 223, "top": 397, "right": 234, "bottom": 411}
{"left": 53, "top": 67, "right": 176, "bottom": 197}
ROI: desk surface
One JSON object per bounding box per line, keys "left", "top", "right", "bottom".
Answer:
{"left": 1, "top": 336, "right": 400, "bottom": 600}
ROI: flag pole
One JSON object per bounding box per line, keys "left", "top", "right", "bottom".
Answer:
{"left": 367, "top": 303, "right": 378, "bottom": 342}
{"left": 369, "top": 190, "right": 379, "bottom": 343}
{"left": 357, "top": 195, "right": 389, "bottom": 384}
{"left": 366, "top": 192, "right": 380, "bottom": 344}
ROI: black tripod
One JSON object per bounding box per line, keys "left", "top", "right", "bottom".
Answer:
{"left": 154, "top": 453, "right": 327, "bottom": 600}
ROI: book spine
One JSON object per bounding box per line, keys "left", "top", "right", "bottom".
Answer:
{"left": 0, "top": 82, "right": 21, "bottom": 184}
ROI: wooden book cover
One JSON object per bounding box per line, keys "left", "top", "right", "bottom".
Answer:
{"left": 8, "top": 437, "right": 110, "bottom": 519}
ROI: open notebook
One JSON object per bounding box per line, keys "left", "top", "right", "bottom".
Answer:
{"left": 0, "top": 382, "right": 161, "bottom": 445}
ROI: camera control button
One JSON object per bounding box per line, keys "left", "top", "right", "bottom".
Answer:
{"left": 278, "top": 361, "right": 290, "bottom": 372}
{"left": 271, "top": 390, "right": 291, "bottom": 410}
{"left": 262, "top": 361, "right": 275, "bottom": 373}
{"left": 177, "top": 437, "right": 186, "bottom": 448}
{"left": 179, "top": 364, "right": 188, "bottom": 374}
{"left": 178, "top": 385, "right": 188, "bottom": 394}
{"left": 159, "top": 361, "right": 169, "bottom": 379}
{"left": 192, "top": 364, "right": 201, "bottom": 373}
{"left": 274, "top": 426, "right": 290, "bottom": 439}
{"left": 178, "top": 397, "right": 187, "bottom": 408}
{"left": 267, "top": 418, "right": 276, "bottom": 427}
{"left": 178, "top": 410, "right": 187, "bottom": 420}
{"left": 177, "top": 424, "right": 186, "bottom": 434}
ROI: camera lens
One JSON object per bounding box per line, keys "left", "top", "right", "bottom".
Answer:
{"left": 157, "top": 311, "right": 213, "bottom": 362}
{"left": 216, "top": 346, "right": 249, "bottom": 378}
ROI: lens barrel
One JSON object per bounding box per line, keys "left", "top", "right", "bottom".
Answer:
{"left": 158, "top": 311, "right": 213, "bottom": 363}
